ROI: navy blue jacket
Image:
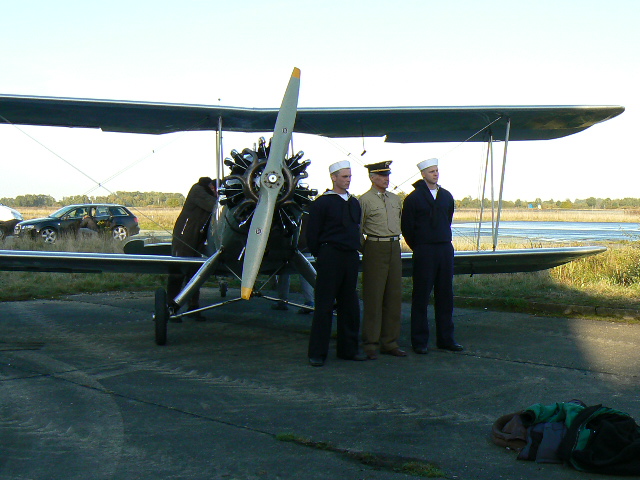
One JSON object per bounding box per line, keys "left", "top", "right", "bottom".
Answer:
{"left": 401, "top": 180, "right": 454, "bottom": 250}
{"left": 306, "top": 191, "right": 362, "bottom": 257}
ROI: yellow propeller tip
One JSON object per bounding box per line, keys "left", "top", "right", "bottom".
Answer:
{"left": 241, "top": 287, "right": 252, "bottom": 300}
{"left": 292, "top": 67, "right": 301, "bottom": 78}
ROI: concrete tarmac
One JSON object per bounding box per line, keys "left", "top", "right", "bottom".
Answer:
{"left": 1, "top": 288, "right": 639, "bottom": 480}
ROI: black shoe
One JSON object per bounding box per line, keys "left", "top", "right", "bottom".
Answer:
{"left": 271, "top": 301, "right": 289, "bottom": 311}
{"left": 338, "top": 352, "right": 367, "bottom": 361}
{"left": 413, "top": 346, "right": 429, "bottom": 354}
{"left": 438, "top": 343, "right": 464, "bottom": 352}
{"left": 309, "top": 357, "right": 325, "bottom": 367}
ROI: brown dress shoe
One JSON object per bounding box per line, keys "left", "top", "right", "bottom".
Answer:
{"left": 381, "top": 348, "right": 407, "bottom": 357}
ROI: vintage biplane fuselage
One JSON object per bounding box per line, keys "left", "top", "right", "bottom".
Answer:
{"left": 0, "top": 67, "right": 624, "bottom": 346}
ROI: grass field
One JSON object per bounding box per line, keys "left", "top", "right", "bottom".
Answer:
{"left": 17, "top": 206, "right": 640, "bottom": 228}
{"left": 2, "top": 228, "right": 640, "bottom": 321}
{"left": 17, "top": 206, "right": 178, "bottom": 231}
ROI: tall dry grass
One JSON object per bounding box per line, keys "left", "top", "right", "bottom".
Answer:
{"left": 455, "top": 208, "right": 640, "bottom": 223}
{"left": 18, "top": 206, "right": 179, "bottom": 232}
{"left": 19, "top": 206, "right": 640, "bottom": 230}
{"left": 452, "top": 242, "right": 640, "bottom": 312}
{"left": 6, "top": 208, "right": 640, "bottom": 316}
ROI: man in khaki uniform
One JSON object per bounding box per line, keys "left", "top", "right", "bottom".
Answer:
{"left": 359, "top": 161, "right": 406, "bottom": 360}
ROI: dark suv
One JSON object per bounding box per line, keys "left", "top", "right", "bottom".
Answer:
{"left": 13, "top": 204, "right": 140, "bottom": 243}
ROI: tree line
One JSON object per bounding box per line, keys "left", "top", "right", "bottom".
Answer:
{"left": 456, "top": 196, "right": 640, "bottom": 209}
{"left": 0, "top": 192, "right": 185, "bottom": 208}
{"left": 2, "top": 192, "right": 640, "bottom": 210}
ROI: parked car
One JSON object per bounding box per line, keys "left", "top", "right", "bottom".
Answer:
{"left": 0, "top": 205, "right": 23, "bottom": 241}
{"left": 13, "top": 204, "right": 140, "bottom": 243}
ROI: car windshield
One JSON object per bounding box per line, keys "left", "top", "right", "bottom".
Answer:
{"left": 49, "top": 206, "right": 77, "bottom": 219}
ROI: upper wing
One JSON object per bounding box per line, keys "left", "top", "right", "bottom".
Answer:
{"left": 0, "top": 94, "right": 624, "bottom": 142}
{"left": 0, "top": 245, "right": 605, "bottom": 276}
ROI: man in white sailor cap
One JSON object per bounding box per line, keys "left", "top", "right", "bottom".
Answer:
{"left": 306, "top": 160, "right": 366, "bottom": 366}
{"left": 401, "top": 158, "right": 463, "bottom": 354}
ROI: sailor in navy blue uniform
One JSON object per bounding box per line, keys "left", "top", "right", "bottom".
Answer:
{"left": 306, "top": 160, "right": 367, "bottom": 366}
{"left": 401, "top": 158, "right": 463, "bottom": 354}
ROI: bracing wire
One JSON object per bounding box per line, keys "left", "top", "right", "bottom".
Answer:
{"left": 294, "top": 117, "right": 406, "bottom": 193}
{"left": 0, "top": 113, "right": 207, "bottom": 240}
{"left": 393, "top": 116, "right": 504, "bottom": 193}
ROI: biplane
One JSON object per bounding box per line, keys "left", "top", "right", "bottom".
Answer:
{"left": 0, "top": 68, "right": 623, "bottom": 345}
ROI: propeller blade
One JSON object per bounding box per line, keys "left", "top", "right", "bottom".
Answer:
{"left": 241, "top": 68, "right": 300, "bottom": 300}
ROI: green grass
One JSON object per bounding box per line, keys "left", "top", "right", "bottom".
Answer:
{"left": 0, "top": 271, "right": 165, "bottom": 302}
{"left": 275, "top": 433, "right": 445, "bottom": 478}
{"left": 0, "top": 235, "right": 165, "bottom": 301}
{"left": 449, "top": 242, "right": 640, "bottom": 314}
{"left": 3, "top": 234, "right": 640, "bottom": 321}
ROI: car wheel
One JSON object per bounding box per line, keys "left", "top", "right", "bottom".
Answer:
{"left": 112, "top": 225, "right": 128, "bottom": 241}
{"left": 41, "top": 227, "right": 57, "bottom": 244}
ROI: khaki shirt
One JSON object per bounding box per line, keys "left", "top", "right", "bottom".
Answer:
{"left": 359, "top": 187, "right": 402, "bottom": 237}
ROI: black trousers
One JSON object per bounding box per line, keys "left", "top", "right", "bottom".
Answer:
{"left": 308, "top": 245, "right": 360, "bottom": 360}
{"left": 167, "top": 268, "right": 200, "bottom": 308}
{"left": 167, "top": 244, "right": 203, "bottom": 308}
{"left": 410, "top": 242, "right": 455, "bottom": 349}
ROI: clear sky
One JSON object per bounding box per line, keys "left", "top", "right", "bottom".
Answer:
{"left": 1, "top": 0, "right": 638, "bottom": 202}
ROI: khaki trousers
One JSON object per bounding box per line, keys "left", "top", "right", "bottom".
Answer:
{"left": 361, "top": 240, "right": 402, "bottom": 352}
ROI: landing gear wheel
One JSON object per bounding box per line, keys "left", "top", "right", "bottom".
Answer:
{"left": 154, "top": 288, "right": 168, "bottom": 346}
{"left": 219, "top": 280, "right": 228, "bottom": 298}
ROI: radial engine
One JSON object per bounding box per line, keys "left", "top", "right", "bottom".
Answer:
{"left": 218, "top": 137, "right": 317, "bottom": 237}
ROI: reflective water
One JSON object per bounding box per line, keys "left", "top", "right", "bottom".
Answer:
{"left": 453, "top": 221, "right": 640, "bottom": 243}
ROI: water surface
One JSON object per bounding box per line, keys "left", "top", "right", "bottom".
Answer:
{"left": 453, "top": 221, "right": 640, "bottom": 243}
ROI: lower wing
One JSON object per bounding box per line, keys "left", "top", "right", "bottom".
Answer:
{"left": 0, "top": 246, "right": 605, "bottom": 276}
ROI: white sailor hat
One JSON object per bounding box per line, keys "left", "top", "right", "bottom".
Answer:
{"left": 329, "top": 160, "right": 351, "bottom": 174}
{"left": 417, "top": 158, "right": 438, "bottom": 171}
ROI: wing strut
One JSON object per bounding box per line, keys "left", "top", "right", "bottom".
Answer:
{"left": 493, "top": 118, "right": 511, "bottom": 250}
{"left": 475, "top": 118, "right": 511, "bottom": 252}
{"left": 213, "top": 115, "right": 224, "bottom": 247}
{"left": 477, "top": 138, "right": 491, "bottom": 250}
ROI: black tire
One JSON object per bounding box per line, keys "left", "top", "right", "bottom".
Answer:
{"left": 154, "top": 288, "right": 168, "bottom": 346}
{"left": 41, "top": 227, "right": 57, "bottom": 244}
{"left": 220, "top": 280, "right": 228, "bottom": 297}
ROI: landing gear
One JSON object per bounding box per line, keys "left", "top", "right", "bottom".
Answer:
{"left": 219, "top": 280, "right": 228, "bottom": 298}
{"left": 154, "top": 288, "right": 169, "bottom": 346}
